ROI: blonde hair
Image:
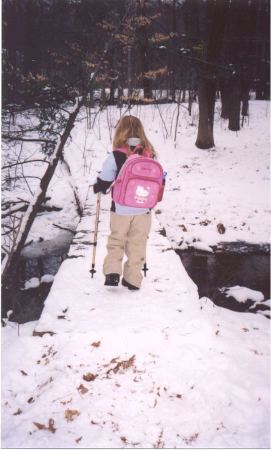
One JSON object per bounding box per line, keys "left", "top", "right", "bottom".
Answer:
{"left": 113, "top": 115, "right": 156, "bottom": 157}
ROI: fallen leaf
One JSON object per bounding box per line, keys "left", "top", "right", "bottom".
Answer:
{"left": 13, "top": 408, "right": 22, "bottom": 415}
{"left": 107, "top": 355, "right": 136, "bottom": 375}
{"left": 20, "top": 370, "right": 28, "bottom": 376}
{"left": 77, "top": 384, "right": 88, "bottom": 394}
{"left": 65, "top": 409, "right": 80, "bottom": 422}
{"left": 33, "top": 422, "right": 46, "bottom": 431}
{"left": 32, "top": 330, "right": 55, "bottom": 337}
{"left": 75, "top": 437, "right": 82, "bottom": 443}
{"left": 217, "top": 223, "right": 226, "bottom": 234}
{"left": 48, "top": 418, "right": 56, "bottom": 433}
{"left": 60, "top": 397, "right": 72, "bottom": 405}
{"left": 91, "top": 341, "right": 101, "bottom": 347}
{"left": 242, "top": 328, "right": 249, "bottom": 332}
{"left": 83, "top": 373, "right": 98, "bottom": 382}
{"left": 200, "top": 219, "right": 211, "bottom": 226}
{"left": 33, "top": 418, "right": 56, "bottom": 433}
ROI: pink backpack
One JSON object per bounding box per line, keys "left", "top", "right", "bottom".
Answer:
{"left": 111, "top": 147, "right": 164, "bottom": 208}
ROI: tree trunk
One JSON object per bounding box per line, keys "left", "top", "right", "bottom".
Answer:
{"left": 195, "top": 78, "right": 216, "bottom": 149}
{"left": 109, "top": 81, "right": 115, "bottom": 105}
{"left": 195, "top": 0, "right": 229, "bottom": 149}
{"left": 141, "top": 50, "right": 152, "bottom": 100}
{"left": 220, "top": 79, "right": 230, "bottom": 119}
{"left": 241, "top": 78, "right": 249, "bottom": 117}
{"left": 228, "top": 75, "right": 241, "bottom": 131}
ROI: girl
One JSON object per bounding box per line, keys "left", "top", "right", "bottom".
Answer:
{"left": 93, "top": 115, "right": 156, "bottom": 290}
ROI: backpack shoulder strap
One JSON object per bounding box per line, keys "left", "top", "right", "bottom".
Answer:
{"left": 116, "top": 147, "right": 128, "bottom": 155}
{"left": 113, "top": 149, "right": 128, "bottom": 177}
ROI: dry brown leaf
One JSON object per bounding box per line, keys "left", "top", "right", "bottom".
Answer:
{"left": 48, "top": 418, "right": 56, "bottom": 433}
{"left": 33, "top": 418, "right": 56, "bottom": 433}
{"left": 217, "top": 223, "right": 226, "bottom": 234}
{"left": 200, "top": 219, "right": 211, "bottom": 226}
{"left": 47, "top": 419, "right": 54, "bottom": 433}
{"left": 65, "top": 409, "right": 80, "bottom": 422}
{"left": 91, "top": 341, "right": 101, "bottom": 347}
{"left": 107, "top": 355, "right": 136, "bottom": 375}
{"left": 77, "top": 384, "right": 88, "bottom": 394}
{"left": 33, "top": 422, "right": 46, "bottom": 431}
{"left": 32, "top": 330, "right": 55, "bottom": 337}
{"left": 13, "top": 408, "right": 22, "bottom": 415}
{"left": 20, "top": 370, "right": 28, "bottom": 376}
{"left": 75, "top": 437, "right": 82, "bottom": 443}
{"left": 60, "top": 397, "right": 72, "bottom": 405}
{"left": 83, "top": 373, "right": 98, "bottom": 382}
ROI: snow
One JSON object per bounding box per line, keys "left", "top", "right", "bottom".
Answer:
{"left": 22, "top": 277, "right": 40, "bottom": 290}
{"left": 221, "top": 285, "right": 265, "bottom": 303}
{"left": 1, "top": 99, "right": 270, "bottom": 448}
{"left": 41, "top": 275, "right": 55, "bottom": 284}
{"left": 21, "top": 275, "right": 55, "bottom": 290}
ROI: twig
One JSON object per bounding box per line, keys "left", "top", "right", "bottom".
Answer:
{"left": 2, "top": 160, "right": 50, "bottom": 170}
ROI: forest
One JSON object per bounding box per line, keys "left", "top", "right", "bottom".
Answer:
{"left": 2, "top": 0, "right": 270, "bottom": 124}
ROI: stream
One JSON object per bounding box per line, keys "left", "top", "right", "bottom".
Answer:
{"left": 177, "top": 242, "right": 270, "bottom": 315}
{"left": 2, "top": 234, "right": 270, "bottom": 324}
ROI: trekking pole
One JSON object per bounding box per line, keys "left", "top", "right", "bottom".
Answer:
{"left": 90, "top": 192, "right": 101, "bottom": 278}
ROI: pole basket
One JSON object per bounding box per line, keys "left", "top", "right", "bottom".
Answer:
{"left": 89, "top": 264, "right": 96, "bottom": 278}
{"left": 142, "top": 263, "right": 149, "bottom": 277}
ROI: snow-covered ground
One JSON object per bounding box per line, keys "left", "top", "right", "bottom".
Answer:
{"left": 1, "top": 99, "right": 270, "bottom": 448}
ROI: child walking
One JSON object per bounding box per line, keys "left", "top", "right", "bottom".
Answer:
{"left": 93, "top": 115, "right": 156, "bottom": 290}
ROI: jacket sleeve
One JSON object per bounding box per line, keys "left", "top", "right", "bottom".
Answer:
{"left": 93, "top": 153, "right": 117, "bottom": 194}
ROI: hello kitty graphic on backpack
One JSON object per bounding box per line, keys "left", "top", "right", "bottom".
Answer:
{"left": 110, "top": 145, "right": 165, "bottom": 209}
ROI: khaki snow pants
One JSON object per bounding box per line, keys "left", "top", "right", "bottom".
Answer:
{"left": 103, "top": 211, "right": 152, "bottom": 288}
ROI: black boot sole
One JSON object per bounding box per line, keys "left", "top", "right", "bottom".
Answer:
{"left": 122, "top": 278, "right": 139, "bottom": 290}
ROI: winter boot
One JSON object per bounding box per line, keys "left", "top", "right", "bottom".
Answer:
{"left": 122, "top": 278, "right": 139, "bottom": 291}
{"left": 104, "top": 273, "right": 120, "bottom": 286}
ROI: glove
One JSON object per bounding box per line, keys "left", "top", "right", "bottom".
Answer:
{"left": 93, "top": 177, "right": 112, "bottom": 194}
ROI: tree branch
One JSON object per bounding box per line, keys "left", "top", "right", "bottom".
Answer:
{"left": 2, "top": 160, "right": 50, "bottom": 170}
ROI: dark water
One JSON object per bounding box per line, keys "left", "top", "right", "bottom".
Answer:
{"left": 177, "top": 244, "right": 270, "bottom": 314}
{"left": 2, "top": 230, "right": 75, "bottom": 324}
{"left": 2, "top": 239, "right": 270, "bottom": 323}
{"left": 1, "top": 254, "right": 67, "bottom": 324}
